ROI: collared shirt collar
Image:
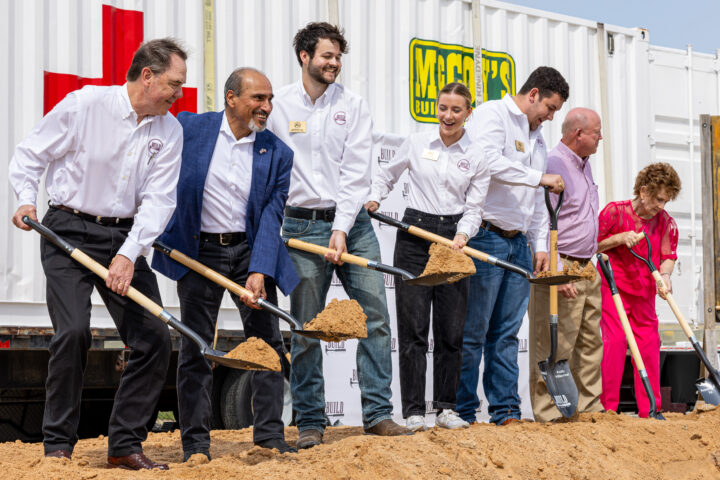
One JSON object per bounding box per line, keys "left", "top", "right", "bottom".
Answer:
{"left": 429, "top": 129, "right": 471, "bottom": 152}
{"left": 120, "top": 84, "right": 136, "bottom": 121}
{"left": 502, "top": 93, "right": 543, "bottom": 135}
{"left": 220, "top": 110, "right": 256, "bottom": 144}
{"left": 557, "top": 141, "right": 588, "bottom": 168}
{"left": 297, "top": 78, "right": 337, "bottom": 108}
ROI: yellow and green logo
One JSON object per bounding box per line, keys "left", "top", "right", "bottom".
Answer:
{"left": 409, "top": 37, "right": 516, "bottom": 124}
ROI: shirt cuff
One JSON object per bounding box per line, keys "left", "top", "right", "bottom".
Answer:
{"left": 17, "top": 194, "right": 37, "bottom": 209}
{"left": 528, "top": 168, "right": 543, "bottom": 187}
{"left": 331, "top": 215, "right": 354, "bottom": 235}
{"left": 117, "top": 238, "right": 144, "bottom": 263}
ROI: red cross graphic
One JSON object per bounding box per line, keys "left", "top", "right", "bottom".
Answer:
{"left": 43, "top": 4, "right": 197, "bottom": 116}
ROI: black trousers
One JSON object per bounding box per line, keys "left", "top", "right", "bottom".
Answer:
{"left": 394, "top": 208, "right": 470, "bottom": 418}
{"left": 40, "top": 207, "right": 170, "bottom": 457}
{"left": 176, "top": 237, "right": 285, "bottom": 455}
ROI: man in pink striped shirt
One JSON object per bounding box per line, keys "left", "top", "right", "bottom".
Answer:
{"left": 528, "top": 107, "right": 604, "bottom": 422}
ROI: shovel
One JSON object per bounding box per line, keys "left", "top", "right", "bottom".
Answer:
{"left": 368, "top": 210, "right": 581, "bottom": 286}
{"left": 22, "top": 216, "right": 270, "bottom": 371}
{"left": 284, "top": 237, "right": 449, "bottom": 287}
{"left": 537, "top": 187, "right": 579, "bottom": 418}
{"left": 628, "top": 232, "right": 720, "bottom": 406}
{"left": 152, "top": 240, "right": 328, "bottom": 340}
{"left": 597, "top": 253, "right": 664, "bottom": 419}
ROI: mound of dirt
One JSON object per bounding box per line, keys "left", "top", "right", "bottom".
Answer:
{"left": 536, "top": 260, "right": 596, "bottom": 282}
{"left": 225, "top": 337, "right": 280, "bottom": 371}
{"left": 304, "top": 298, "right": 368, "bottom": 342}
{"left": 5, "top": 406, "right": 720, "bottom": 479}
{"left": 418, "top": 243, "right": 476, "bottom": 283}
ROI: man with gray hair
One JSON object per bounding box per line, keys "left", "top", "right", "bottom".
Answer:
{"left": 9, "top": 38, "right": 187, "bottom": 469}
{"left": 528, "top": 107, "right": 604, "bottom": 422}
{"left": 153, "top": 67, "right": 299, "bottom": 458}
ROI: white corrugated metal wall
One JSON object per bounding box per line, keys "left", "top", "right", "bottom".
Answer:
{"left": 1, "top": 0, "right": 719, "bottom": 421}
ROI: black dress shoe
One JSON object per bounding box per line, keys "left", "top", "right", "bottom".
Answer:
{"left": 45, "top": 449, "right": 71, "bottom": 459}
{"left": 255, "top": 438, "right": 297, "bottom": 454}
{"left": 107, "top": 452, "right": 169, "bottom": 470}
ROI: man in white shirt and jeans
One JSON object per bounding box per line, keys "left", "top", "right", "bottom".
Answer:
{"left": 269, "top": 22, "right": 411, "bottom": 449}
{"left": 9, "top": 39, "right": 186, "bottom": 470}
{"left": 456, "top": 67, "right": 568, "bottom": 426}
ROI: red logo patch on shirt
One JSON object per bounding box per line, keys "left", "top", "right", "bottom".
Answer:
{"left": 333, "top": 111, "right": 346, "bottom": 125}
{"left": 148, "top": 139, "right": 163, "bottom": 156}
{"left": 457, "top": 159, "right": 470, "bottom": 172}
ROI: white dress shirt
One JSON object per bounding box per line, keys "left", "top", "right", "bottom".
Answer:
{"left": 9, "top": 84, "right": 183, "bottom": 262}
{"left": 465, "top": 94, "right": 550, "bottom": 251}
{"left": 267, "top": 80, "right": 373, "bottom": 234}
{"left": 369, "top": 130, "right": 489, "bottom": 238}
{"left": 200, "top": 112, "right": 255, "bottom": 233}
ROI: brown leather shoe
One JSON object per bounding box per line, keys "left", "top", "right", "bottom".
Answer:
{"left": 296, "top": 429, "right": 323, "bottom": 449}
{"left": 499, "top": 418, "right": 521, "bottom": 426}
{"left": 45, "top": 449, "right": 71, "bottom": 459}
{"left": 364, "top": 419, "right": 414, "bottom": 436}
{"left": 107, "top": 452, "right": 169, "bottom": 470}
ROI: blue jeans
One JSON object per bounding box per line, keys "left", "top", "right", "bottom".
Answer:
{"left": 456, "top": 227, "right": 532, "bottom": 425}
{"left": 281, "top": 209, "right": 393, "bottom": 432}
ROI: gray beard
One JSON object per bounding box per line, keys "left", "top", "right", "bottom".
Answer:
{"left": 248, "top": 119, "right": 266, "bottom": 132}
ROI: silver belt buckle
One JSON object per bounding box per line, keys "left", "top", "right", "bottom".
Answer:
{"left": 219, "top": 233, "right": 232, "bottom": 246}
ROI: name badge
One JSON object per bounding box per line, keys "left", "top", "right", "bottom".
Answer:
{"left": 289, "top": 121, "right": 307, "bottom": 133}
{"left": 515, "top": 140, "right": 525, "bottom": 153}
{"left": 422, "top": 149, "right": 440, "bottom": 161}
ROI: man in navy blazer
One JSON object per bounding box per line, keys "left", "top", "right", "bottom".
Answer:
{"left": 153, "top": 68, "right": 299, "bottom": 459}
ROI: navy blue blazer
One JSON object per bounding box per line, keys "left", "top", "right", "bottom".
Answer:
{"left": 152, "top": 111, "right": 299, "bottom": 295}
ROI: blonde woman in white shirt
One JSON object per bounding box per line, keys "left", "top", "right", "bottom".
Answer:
{"left": 365, "top": 82, "right": 489, "bottom": 431}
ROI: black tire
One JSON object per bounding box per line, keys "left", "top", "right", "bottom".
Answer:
{"left": 220, "top": 369, "right": 254, "bottom": 429}
{"left": 220, "top": 370, "right": 295, "bottom": 429}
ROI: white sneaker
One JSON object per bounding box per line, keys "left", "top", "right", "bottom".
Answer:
{"left": 405, "top": 415, "right": 427, "bottom": 432}
{"left": 435, "top": 409, "right": 470, "bottom": 429}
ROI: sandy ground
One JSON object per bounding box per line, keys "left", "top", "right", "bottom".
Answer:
{"left": 3, "top": 406, "right": 720, "bottom": 479}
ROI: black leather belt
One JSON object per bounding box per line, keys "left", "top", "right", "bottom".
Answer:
{"left": 51, "top": 204, "right": 133, "bottom": 227}
{"left": 284, "top": 206, "right": 336, "bottom": 222}
{"left": 560, "top": 254, "right": 591, "bottom": 264}
{"left": 200, "top": 232, "right": 247, "bottom": 246}
{"left": 480, "top": 220, "right": 521, "bottom": 239}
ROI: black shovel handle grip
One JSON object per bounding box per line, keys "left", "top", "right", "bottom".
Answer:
{"left": 368, "top": 210, "right": 411, "bottom": 231}
{"left": 628, "top": 232, "right": 656, "bottom": 271}
{"left": 596, "top": 253, "right": 619, "bottom": 295}
{"left": 22, "top": 216, "right": 74, "bottom": 255}
{"left": 544, "top": 186, "right": 564, "bottom": 230}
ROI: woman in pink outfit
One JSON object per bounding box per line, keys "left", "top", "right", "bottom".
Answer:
{"left": 597, "top": 162, "right": 681, "bottom": 417}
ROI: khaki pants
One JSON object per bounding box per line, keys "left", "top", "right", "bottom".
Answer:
{"left": 528, "top": 271, "right": 603, "bottom": 422}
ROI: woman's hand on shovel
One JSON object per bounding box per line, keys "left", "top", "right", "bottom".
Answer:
{"left": 243, "top": 272, "right": 266, "bottom": 310}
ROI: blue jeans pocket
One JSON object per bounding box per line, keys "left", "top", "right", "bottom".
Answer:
{"left": 282, "top": 217, "right": 312, "bottom": 236}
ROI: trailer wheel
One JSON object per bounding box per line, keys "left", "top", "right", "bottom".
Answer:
{"left": 219, "top": 370, "right": 294, "bottom": 429}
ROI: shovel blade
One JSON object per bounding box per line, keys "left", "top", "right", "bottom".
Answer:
{"left": 539, "top": 359, "right": 578, "bottom": 418}
{"left": 406, "top": 272, "right": 472, "bottom": 286}
{"left": 530, "top": 274, "right": 584, "bottom": 286}
{"left": 696, "top": 378, "right": 720, "bottom": 406}
{"left": 203, "top": 347, "right": 275, "bottom": 371}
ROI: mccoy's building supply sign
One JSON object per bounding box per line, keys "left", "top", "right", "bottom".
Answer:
{"left": 409, "top": 38, "right": 515, "bottom": 123}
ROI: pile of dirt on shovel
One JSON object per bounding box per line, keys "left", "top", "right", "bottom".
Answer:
{"left": 303, "top": 298, "right": 368, "bottom": 342}
{"left": 536, "top": 260, "right": 596, "bottom": 281}
{"left": 225, "top": 337, "right": 281, "bottom": 371}
{"left": 7, "top": 405, "right": 720, "bottom": 479}
{"left": 419, "top": 243, "right": 476, "bottom": 283}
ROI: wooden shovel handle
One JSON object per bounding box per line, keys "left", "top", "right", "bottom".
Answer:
{"left": 70, "top": 249, "right": 164, "bottom": 318}
{"left": 167, "top": 247, "right": 253, "bottom": 299}
{"left": 286, "top": 238, "right": 370, "bottom": 267}
{"left": 406, "top": 225, "right": 490, "bottom": 262}
{"left": 651, "top": 270, "right": 694, "bottom": 339}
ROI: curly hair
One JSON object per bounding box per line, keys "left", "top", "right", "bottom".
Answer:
{"left": 293, "top": 22, "right": 348, "bottom": 66}
{"left": 633, "top": 162, "right": 682, "bottom": 200}
{"left": 518, "top": 66, "right": 569, "bottom": 101}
